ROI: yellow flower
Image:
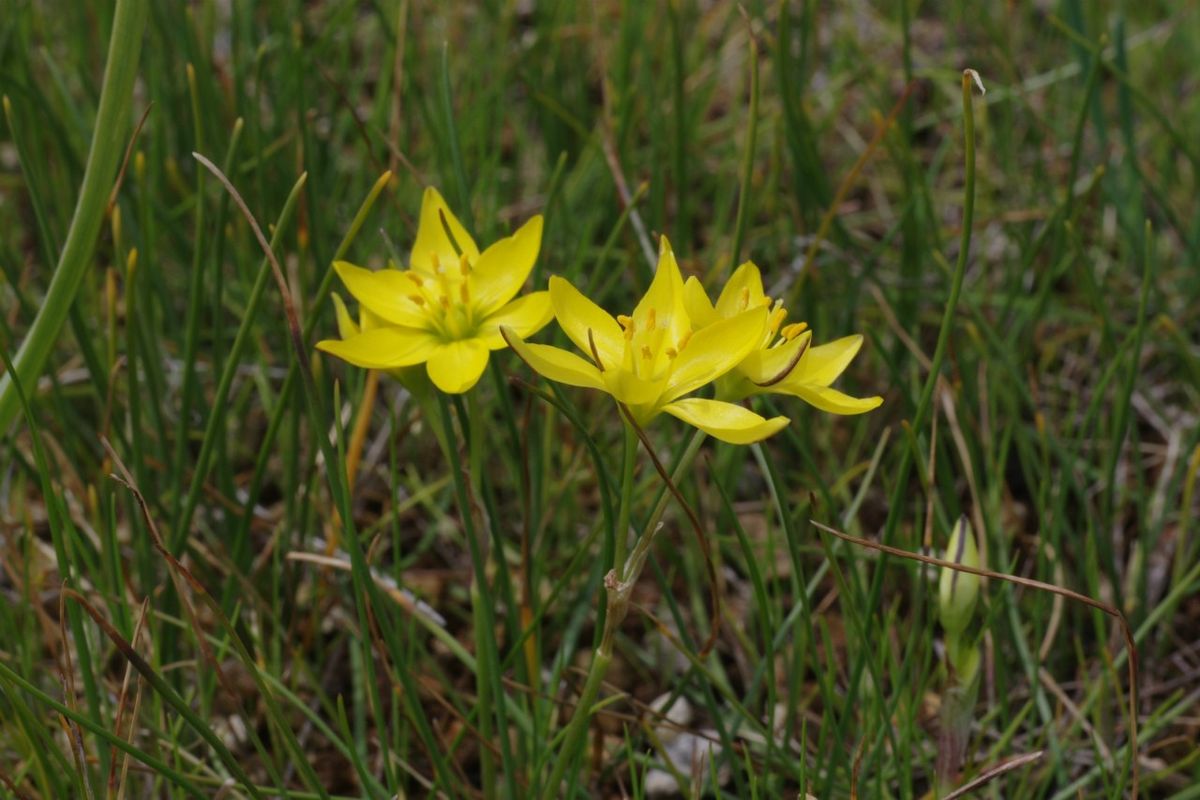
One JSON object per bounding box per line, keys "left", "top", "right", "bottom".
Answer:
{"left": 317, "top": 187, "right": 553, "bottom": 393}
{"left": 503, "top": 238, "right": 789, "bottom": 445}
{"left": 683, "top": 262, "right": 882, "bottom": 415}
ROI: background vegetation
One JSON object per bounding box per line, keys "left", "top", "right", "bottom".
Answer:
{"left": 1, "top": 1, "right": 1197, "bottom": 797}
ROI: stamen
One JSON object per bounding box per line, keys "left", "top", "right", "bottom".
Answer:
{"left": 676, "top": 330, "right": 693, "bottom": 351}
{"left": 460, "top": 284, "right": 470, "bottom": 305}
{"left": 739, "top": 287, "right": 750, "bottom": 310}
{"left": 405, "top": 272, "right": 425, "bottom": 287}
{"left": 617, "top": 314, "right": 634, "bottom": 329}
{"left": 782, "top": 322, "right": 809, "bottom": 341}
{"left": 459, "top": 253, "right": 471, "bottom": 276}
{"left": 665, "top": 347, "right": 678, "bottom": 359}
{"left": 430, "top": 253, "right": 442, "bottom": 273}
{"left": 407, "top": 294, "right": 425, "bottom": 307}
{"left": 646, "top": 308, "right": 657, "bottom": 329}
{"left": 439, "top": 296, "right": 450, "bottom": 310}
{"left": 623, "top": 318, "right": 636, "bottom": 341}
{"left": 641, "top": 345, "right": 653, "bottom": 360}
{"left": 768, "top": 307, "right": 787, "bottom": 333}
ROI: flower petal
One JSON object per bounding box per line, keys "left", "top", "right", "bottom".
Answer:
{"left": 603, "top": 368, "right": 667, "bottom": 407}
{"left": 411, "top": 186, "right": 479, "bottom": 272}
{"left": 633, "top": 237, "right": 688, "bottom": 341}
{"left": 783, "top": 385, "right": 883, "bottom": 415}
{"left": 426, "top": 339, "right": 489, "bottom": 394}
{"left": 738, "top": 330, "right": 813, "bottom": 385}
{"left": 663, "top": 306, "right": 768, "bottom": 402}
{"left": 334, "top": 261, "right": 429, "bottom": 327}
{"left": 662, "top": 398, "right": 789, "bottom": 444}
{"left": 331, "top": 292, "right": 359, "bottom": 339}
{"left": 317, "top": 327, "right": 438, "bottom": 369}
{"left": 789, "top": 335, "right": 865, "bottom": 387}
{"left": 468, "top": 215, "right": 543, "bottom": 314}
{"left": 682, "top": 277, "right": 718, "bottom": 328}
{"left": 714, "top": 261, "right": 768, "bottom": 318}
{"left": 501, "top": 328, "right": 605, "bottom": 391}
{"left": 478, "top": 291, "right": 553, "bottom": 350}
{"left": 548, "top": 276, "right": 624, "bottom": 369}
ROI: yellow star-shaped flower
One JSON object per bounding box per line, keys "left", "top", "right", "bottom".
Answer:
{"left": 503, "top": 238, "right": 789, "bottom": 445}
{"left": 317, "top": 187, "right": 552, "bottom": 393}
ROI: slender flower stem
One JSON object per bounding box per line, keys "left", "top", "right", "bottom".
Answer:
{"left": 0, "top": 0, "right": 148, "bottom": 433}
{"left": 611, "top": 420, "right": 639, "bottom": 576}
{"left": 465, "top": 390, "right": 496, "bottom": 800}
{"left": 437, "top": 391, "right": 515, "bottom": 799}
{"left": 542, "top": 425, "right": 707, "bottom": 798}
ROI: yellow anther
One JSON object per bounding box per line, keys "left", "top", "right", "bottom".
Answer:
{"left": 460, "top": 284, "right": 470, "bottom": 304}
{"left": 641, "top": 345, "right": 653, "bottom": 360}
{"left": 617, "top": 314, "right": 634, "bottom": 329}
{"left": 646, "top": 308, "right": 657, "bottom": 329}
{"left": 768, "top": 307, "right": 787, "bottom": 332}
{"left": 405, "top": 272, "right": 425, "bottom": 287}
{"left": 676, "top": 330, "right": 693, "bottom": 351}
{"left": 407, "top": 294, "right": 426, "bottom": 307}
{"left": 782, "top": 321, "right": 809, "bottom": 340}
{"left": 665, "top": 347, "right": 678, "bottom": 359}
{"left": 459, "top": 253, "right": 471, "bottom": 276}
{"left": 431, "top": 253, "right": 442, "bottom": 273}
{"left": 439, "top": 296, "right": 451, "bottom": 310}
{"left": 740, "top": 287, "right": 750, "bottom": 309}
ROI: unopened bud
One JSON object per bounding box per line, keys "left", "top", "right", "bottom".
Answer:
{"left": 938, "top": 516, "right": 980, "bottom": 636}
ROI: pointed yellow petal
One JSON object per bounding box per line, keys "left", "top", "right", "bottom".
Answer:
{"left": 548, "top": 276, "right": 624, "bottom": 369}
{"left": 784, "top": 385, "right": 883, "bottom": 415}
{"left": 426, "top": 340, "right": 489, "bottom": 394}
{"left": 317, "top": 327, "right": 438, "bottom": 369}
{"left": 715, "top": 261, "right": 767, "bottom": 318}
{"left": 501, "top": 327, "right": 605, "bottom": 391}
{"left": 334, "top": 261, "right": 429, "bottom": 327}
{"left": 633, "top": 237, "right": 688, "bottom": 341}
{"left": 788, "top": 335, "right": 865, "bottom": 387}
{"left": 468, "top": 215, "right": 543, "bottom": 314}
{"left": 682, "top": 276, "right": 718, "bottom": 328}
{"left": 738, "top": 330, "right": 813, "bottom": 385}
{"left": 331, "top": 292, "right": 360, "bottom": 339}
{"left": 411, "top": 186, "right": 479, "bottom": 272}
{"left": 662, "top": 398, "right": 789, "bottom": 444}
{"left": 478, "top": 291, "right": 553, "bottom": 350}
{"left": 663, "top": 307, "right": 768, "bottom": 402}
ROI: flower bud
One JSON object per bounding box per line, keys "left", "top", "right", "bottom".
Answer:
{"left": 938, "top": 516, "right": 980, "bottom": 636}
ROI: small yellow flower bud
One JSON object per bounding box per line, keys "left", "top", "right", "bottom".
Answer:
{"left": 938, "top": 516, "right": 980, "bottom": 637}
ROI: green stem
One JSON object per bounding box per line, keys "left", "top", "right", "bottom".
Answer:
{"left": 911, "top": 70, "right": 978, "bottom": 431}
{"left": 436, "top": 392, "right": 516, "bottom": 799}
{"left": 612, "top": 420, "right": 639, "bottom": 576}
{"left": 541, "top": 425, "right": 707, "bottom": 798}
{"left": 728, "top": 35, "right": 759, "bottom": 271}
{"left": 0, "top": 0, "right": 148, "bottom": 434}
{"left": 466, "top": 391, "right": 496, "bottom": 800}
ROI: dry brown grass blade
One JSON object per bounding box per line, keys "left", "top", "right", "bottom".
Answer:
{"left": 796, "top": 81, "right": 916, "bottom": 290}
{"left": 107, "top": 596, "right": 151, "bottom": 798}
{"left": 942, "top": 750, "right": 1045, "bottom": 799}
{"left": 618, "top": 404, "right": 722, "bottom": 659}
{"left": 101, "top": 438, "right": 241, "bottom": 707}
{"left": 0, "top": 767, "right": 34, "bottom": 800}
{"left": 810, "top": 520, "right": 1140, "bottom": 798}
{"left": 106, "top": 102, "right": 152, "bottom": 213}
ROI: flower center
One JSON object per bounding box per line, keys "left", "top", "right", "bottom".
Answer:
{"left": 407, "top": 252, "right": 479, "bottom": 342}
{"left": 616, "top": 307, "right": 692, "bottom": 379}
